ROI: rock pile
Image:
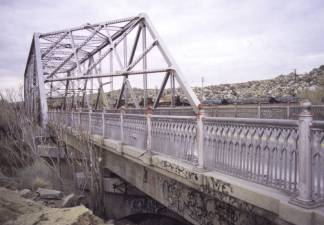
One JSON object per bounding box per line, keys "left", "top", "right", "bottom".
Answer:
{"left": 198, "top": 66, "right": 324, "bottom": 100}
{"left": 105, "top": 65, "right": 324, "bottom": 102}
{"left": 0, "top": 187, "right": 108, "bottom": 225}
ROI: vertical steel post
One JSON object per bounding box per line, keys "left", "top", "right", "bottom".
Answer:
{"left": 170, "top": 72, "right": 175, "bottom": 107}
{"left": 196, "top": 104, "right": 205, "bottom": 169}
{"left": 34, "top": 33, "right": 49, "bottom": 127}
{"left": 290, "top": 101, "right": 315, "bottom": 208}
{"left": 142, "top": 25, "right": 148, "bottom": 108}
{"left": 110, "top": 53, "right": 113, "bottom": 91}
{"left": 287, "top": 103, "right": 290, "bottom": 119}
{"left": 124, "top": 37, "right": 129, "bottom": 107}
{"left": 258, "top": 103, "right": 261, "bottom": 118}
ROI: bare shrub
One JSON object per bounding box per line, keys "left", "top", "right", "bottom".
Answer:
{"left": 0, "top": 87, "right": 63, "bottom": 190}
{"left": 298, "top": 76, "right": 324, "bottom": 104}
{"left": 32, "top": 176, "right": 51, "bottom": 191}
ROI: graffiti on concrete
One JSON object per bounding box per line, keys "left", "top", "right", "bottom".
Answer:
{"left": 200, "top": 176, "right": 233, "bottom": 196}
{"left": 131, "top": 197, "right": 167, "bottom": 214}
{"left": 161, "top": 177, "right": 273, "bottom": 225}
{"left": 159, "top": 160, "right": 199, "bottom": 182}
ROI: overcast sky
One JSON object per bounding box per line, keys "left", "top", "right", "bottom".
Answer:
{"left": 0, "top": 0, "right": 324, "bottom": 89}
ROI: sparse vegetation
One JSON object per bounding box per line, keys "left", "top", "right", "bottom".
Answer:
{"left": 31, "top": 176, "right": 51, "bottom": 191}
{"left": 298, "top": 76, "right": 324, "bottom": 104}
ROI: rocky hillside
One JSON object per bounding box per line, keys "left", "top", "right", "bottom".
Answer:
{"left": 197, "top": 65, "right": 324, "bottom": 100}
{"left": 104, "top": 65, "right": 324, "bottom": 104}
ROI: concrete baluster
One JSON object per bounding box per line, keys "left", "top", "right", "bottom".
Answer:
{"left": 77, "top": 108, "right": 80, "bottom": 130}
{"left": 88, "top": 107, "right": 92, "bottom": 134}
{"left": 145, "top": 105, "right": 153, "bottom": 153}
{"left": 196, "top": 104, "right": 205, "bottom": 169}
{"left": 71, "top": 109, "right": 74, "bottom": 128}
{"left": 287, "top": 103, "right": 290, "bottom": 119}
{"left": 290, "top": 100, "right": 316, "bottom": 208}
{"left": 59, "top": 108, "right": 62, "bottom": 125}
{"left": 102, "top": 108, "right": 106, "bottom": 137}
{"left": 120, "top": 106, "right": 125, "bottom": 144}
{"left": 234, "top": 103, "right": 238, "bottom": 118}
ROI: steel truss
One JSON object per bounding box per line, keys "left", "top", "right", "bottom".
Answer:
{"left": 24, "top": 13, "right": 200, "bottom": 126}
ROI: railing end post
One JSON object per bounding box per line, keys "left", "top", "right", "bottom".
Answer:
{"left": 145, "top": 104, "right": 153, "bottom": 156}
{"left": 120, "top": 106, "right": 126, "bottom": 144}
{"left": 290, "top": 100, "right": 317, "bottom": 208}
{"left": 196, "top": 104, "right": 205, "bottom": 169}
{"left": 102, "top": 107, "right": 106, "bottom": 138}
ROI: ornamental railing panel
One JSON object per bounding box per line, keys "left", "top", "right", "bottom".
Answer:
{"left": 104, "top": 113, "right": 121, "bottom": 141}
{"left": 123, "top": 114, "right": 147, "bottom": 149}
{"left": 312, "top": 121, "right": 324, "bottom": 199}
{"left": 151, "top": 115, "right": 197, "bottom": 163}
{"left": 47, "top": 103, "right": 324, "bottom": 209}
{"left": 203, "top": 117, "right": 298, "bottom": 193}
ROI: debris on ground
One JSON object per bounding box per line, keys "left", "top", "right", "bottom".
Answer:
{"left": 0, "top": 187, "right": 110, "bottom": 225}
{"left": 61, "top": 193, "right": 81, "bottom": 208}
{"left": 19, "top": 188, "right": 32, "bottom": 197}
{"left": 4, "top": 205, "right": 106, "bottom": 225}
{"left": 36, "top": 187, "right": 63, "bottom": 199}
{"left": 0, "top": 187, "right": 43, "bottom": 224}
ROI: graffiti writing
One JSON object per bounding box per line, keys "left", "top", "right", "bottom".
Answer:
{"left": 131, "top": 197, "right": 167, "bottom": 214}
{"left": 160, "top": 160, "right": 199, "bottom": 181}
{"left": 161, "top": 177, "right": 273, "bottom": 225}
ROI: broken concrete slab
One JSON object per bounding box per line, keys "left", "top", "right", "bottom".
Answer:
{"left": 19, "top": 189, "right": 32, "bottom": 197}
{"left": 36, "top": 187, "right": 63, "bottom": 199}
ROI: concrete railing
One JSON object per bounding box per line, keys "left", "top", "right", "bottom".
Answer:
{"left": 48, "top": 102, "right": 324, "bottom": 209}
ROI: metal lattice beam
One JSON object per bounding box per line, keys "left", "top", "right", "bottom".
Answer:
{"left": 24, "top": 13, "right": 200, "bottom": 127}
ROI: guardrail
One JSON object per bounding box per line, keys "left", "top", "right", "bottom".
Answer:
{"left": 48, "top": 102, "right": 324, "bottom": 209}
{"left": 86, "top": 104, "right": 324, "bottom": 120}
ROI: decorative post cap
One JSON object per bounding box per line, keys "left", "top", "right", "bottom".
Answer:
{"left": 120, "top": 106, "right": 126, "bottom": 113}
{"left": 301, "top": 100, "right": 312, "bottom": 110}
{"left": 300, "top": 100, "right": 312, "bottom": 116}
{"left": 197, "top": 103, "right": 205, "bottom": 117}
{"left": 145, "top": 104, "right": 154, "bottom": 115}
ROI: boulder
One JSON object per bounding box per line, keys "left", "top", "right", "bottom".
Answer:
{"left": 4, "top": 205, "right": 107, "bottom": 225}
{"left": 19, "top": 189, "right": 32, "bottom": 198}
{"left": 0, "top": 188, "right": 43, "bottom": 224}
{"left": 0, "top": 187, "right": 109, "bottom": 225}
{"left": 36, "top": 188, "right": 63, "bottom": 200}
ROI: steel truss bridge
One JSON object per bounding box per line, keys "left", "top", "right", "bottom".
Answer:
{"left": 24, "top": 13, "right": 324, "bottom": 219}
